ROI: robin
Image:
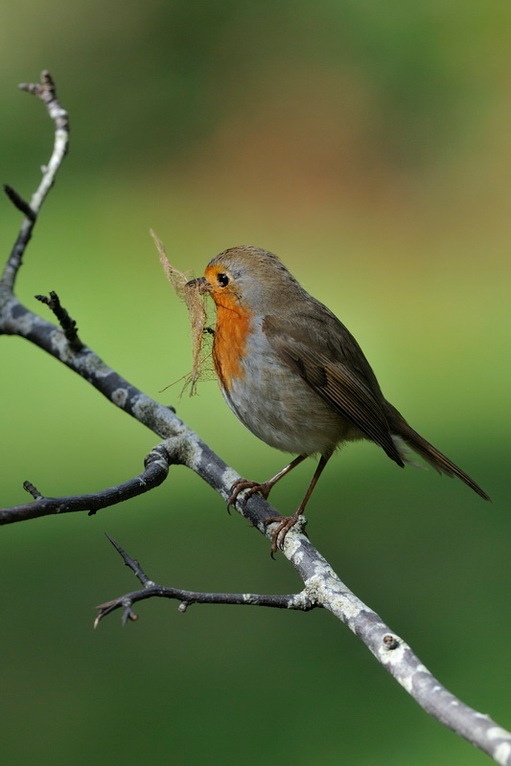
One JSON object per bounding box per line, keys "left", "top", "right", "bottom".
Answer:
{"left": 187, "top": 246, "right": 490, "bottom": 552}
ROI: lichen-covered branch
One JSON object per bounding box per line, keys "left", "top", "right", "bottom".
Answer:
{"left": 0, "top": 73, "right": 510, "bottom": 765}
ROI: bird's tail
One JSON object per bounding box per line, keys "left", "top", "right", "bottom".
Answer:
{"left": 385, "top": 401, "right": 490, "bottom": 501}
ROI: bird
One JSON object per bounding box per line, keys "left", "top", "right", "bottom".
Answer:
{"left": 186, "top": 246, "right": 490, "bottom": 552}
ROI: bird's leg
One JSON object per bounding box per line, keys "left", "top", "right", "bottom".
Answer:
{"left": 264, "top": 452, "right": 332, "bottom": 553}
{"left": 228, "top": 454, "right": 307, "bottom": 507}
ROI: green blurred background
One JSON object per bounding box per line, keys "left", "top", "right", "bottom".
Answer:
{"left": 0, "top": 2, "right": 509, "bottom": 764}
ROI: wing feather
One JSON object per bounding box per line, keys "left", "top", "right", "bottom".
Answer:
{"left": 264, "top": 311, "right": 404, "bottom": 466}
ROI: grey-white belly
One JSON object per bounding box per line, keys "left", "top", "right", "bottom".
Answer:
{"left": 222, "top": 331, "right": 352, "bottom": 456}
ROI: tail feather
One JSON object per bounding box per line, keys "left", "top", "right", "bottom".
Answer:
{"left": 385, "top": 402, "right": 490, "bottom": 501}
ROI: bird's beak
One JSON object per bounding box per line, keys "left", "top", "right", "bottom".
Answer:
{"left": 185, "top": 276, "right": 209, "bottom": 294}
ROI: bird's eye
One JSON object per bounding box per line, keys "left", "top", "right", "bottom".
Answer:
{"left": 217, "top": 272, "right": 229, "bottom": 287}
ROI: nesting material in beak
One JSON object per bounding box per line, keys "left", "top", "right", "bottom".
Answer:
{"left": 152, "top": 230, "right": 213, "bottom": 395}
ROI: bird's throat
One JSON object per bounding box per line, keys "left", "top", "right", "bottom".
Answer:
{"left": 212, "top": 301, "right": 252, "bottom": 390}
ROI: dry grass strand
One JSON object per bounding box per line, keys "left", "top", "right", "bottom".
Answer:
{"left": 151, "top": 230, "right": 213, "bottom": 395}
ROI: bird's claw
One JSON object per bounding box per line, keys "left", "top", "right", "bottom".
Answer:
{"left": 227, "top": 478, "right": 271, "bottom": 510}
{"left": 227, "top": 479, "right": 306, "bottom": 555}
{"left": 263, "top": 512, "right": 305, "bottom": 555}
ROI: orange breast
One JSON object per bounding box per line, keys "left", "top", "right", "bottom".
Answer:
{"left": 212, "top": 294, "right": 252, "bottom": 391}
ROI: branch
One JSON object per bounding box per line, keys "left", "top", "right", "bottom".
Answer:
{"left": 1, "top": 73, "right": 510, "bottom": 765}
{"left": 94, "top": 535, "right": 315, "bottom": 627}
{"left": 0, "top": 443, "right": 171, "bottom": 524}
{"left": 96, "top": 532, "right": 511, "bottom": 764}
{"left": 0, "top": 71, "right": 69, "bottom": 292}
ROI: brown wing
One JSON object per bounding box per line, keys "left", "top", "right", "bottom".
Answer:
{"left": 263, "top": 309, "right": 405, "bottom": 467}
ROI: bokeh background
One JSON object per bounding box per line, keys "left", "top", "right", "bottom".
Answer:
{"left": 0, "top": 2, "right": 509, "bottom": 764}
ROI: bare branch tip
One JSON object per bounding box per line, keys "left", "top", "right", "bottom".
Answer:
{"left": 18, "top": 81, "right": 39, "bottom": 96}
{"left": 105, "top": 533, "right": 123, "bottom": 556}
{"left": 104, "top": 534, "right": 149, "bottom": 586}
{"left": 18, "top": 71, "right": 57, "bottom": 101}
{"left": 23, "top": 480, "right": 43, "bottom": 500}
{"left": 93, "top": 597, "right": 122, "bottom": 628}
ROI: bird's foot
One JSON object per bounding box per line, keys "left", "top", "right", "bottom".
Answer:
{"left": 227, "top": 478, "right": 273, "bottom": 509}
{"left": 263, "top": 510, "right": 305, "bottom": 555}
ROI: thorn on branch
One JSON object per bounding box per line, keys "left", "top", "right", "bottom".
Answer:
{"left": 3, "top": 185, "right": 36, "bottom": 220}
{"left": 35, "top": 291, "right": 84, "bottom": 351}
{"left": 105, "top": 534, "right": 154, "bottom": 588}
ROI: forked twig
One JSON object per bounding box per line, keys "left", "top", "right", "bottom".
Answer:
{"left": 94, "top": 535, "right": 315, "bottom": 628}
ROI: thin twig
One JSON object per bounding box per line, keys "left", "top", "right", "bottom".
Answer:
{"left": 23, "top": 480, "right": 43, "bottom": 500}
{"left": 3, "top": 184, "right": 36, "bottom": 220}
{"left": 94, "top": 535, "right": 316, "bottom": 628}
{"left": 35, "top": 291, "right": 83, "bottom": 351}
{"left": 0, "top": 71, "right": 69, "bottom": 291}
{"left": 0, "top": 443, "right": 171, "bottom": 524}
